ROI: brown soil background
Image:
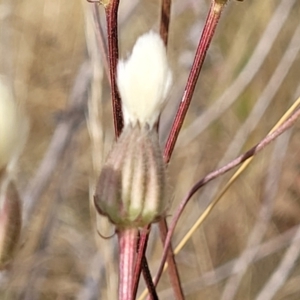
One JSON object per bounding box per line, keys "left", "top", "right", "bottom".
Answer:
{"left": 1, "top": 0, "right": 300, "bottom": 299}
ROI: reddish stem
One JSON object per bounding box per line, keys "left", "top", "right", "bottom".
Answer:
{"left": 164, "top": 1, "right": 224, "bottom": 163}
{"left": 118, "top": 228, "right": 138, "bottom": 300}
{"left": 160, "top": 0, "right": 172, "bottom": 46}
{"left": 157, "top": 219, "right": 184, "bottom": 300}
{"left": 155, "top": 106, "right": 300, "bottom": 288}
{"left": 132, "top": 227, "right": 159, "bottom": 299}
{"left": 105, "top": 0, "right": 124, "bottom": 137}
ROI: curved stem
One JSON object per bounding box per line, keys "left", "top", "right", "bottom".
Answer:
{"left": 155, "top": 105, "right": 300, "bottom": 290}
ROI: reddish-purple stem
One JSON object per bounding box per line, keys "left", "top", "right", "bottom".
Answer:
{"left": 164, "top": 1, "right": 224, "bottom": 163}
{"left": 154, "top": 107, "right": 300, "bottom": 287}
{"left": 132, "top": 226, "right": 156, "bottom": 299}
{"left": 105, "top": 0, "right": 124, "bottom": 137}
{"left": 160, "top": 0, "right": 172, "bottom": 46}
{"left": 157, "top": 219, "right": 184, "bottom": 300}
{"left": 118, "top": 228, "right": 138, "bottom": 300}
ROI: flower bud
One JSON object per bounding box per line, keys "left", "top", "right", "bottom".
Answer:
{"left": 94, "top": 125, "right": 168, "bottom": 228}
{"left": 94, "top": 32, "right": 172, "bottom": 228}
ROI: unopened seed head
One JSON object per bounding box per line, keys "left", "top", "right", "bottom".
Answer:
{"left": 117, "top": 31, "right": 172, "bottom": 128}
{"left": 94, "top": 125, "right": 168, "bottom": 228}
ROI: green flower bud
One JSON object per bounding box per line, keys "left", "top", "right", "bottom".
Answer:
{"left": 94, "top": 124, "right": 168, "bottom": 228}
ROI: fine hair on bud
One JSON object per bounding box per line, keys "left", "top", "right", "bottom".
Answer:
{"left": 94, "top": 125, "right": 168, "bottom": 228}
{"left": 117, "top": 31, "right": 172, "bottom": 129}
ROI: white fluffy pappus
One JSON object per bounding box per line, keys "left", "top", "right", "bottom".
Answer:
{"left": 117, "top": 31, "right": 172, "bottom": 128}
{"left": 0, "top": 76, "right": 28, "bottom": 172}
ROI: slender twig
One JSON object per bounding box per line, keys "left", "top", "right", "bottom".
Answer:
{"left": 179, "top": 0, "right": 297, "bottom": 146}
{"left": 164, "top": 0, "right": 226, "bottom": 163}
{"left": 154, "top": 105, "right": 300, "bottom": 289}
{"left": 104, "top": 0, "right": 123, "bottom": 137}
{"left": 151, "top": 1, "right": 226, "bottom": 298}
{"left": 187, "top": 20, "right": 300, "bottom": 237}
{"left": 160, "top": 0, "right": 172, "bottom": 46}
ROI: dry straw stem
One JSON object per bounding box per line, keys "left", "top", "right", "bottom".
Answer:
{"left": 175, "top": 96, "right": 300, "bottom": 261}
{"left": 221, "top": 109, "right": 293, "bottom": 300}
{"left": 255, "top": 225, "right": 300, "bottom": 300}
{"left": 159, "top": 223, "right": 300, "bottom": 298}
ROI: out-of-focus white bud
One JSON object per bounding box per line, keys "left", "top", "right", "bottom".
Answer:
{"left": 0, "top": 76, "right": 28, "bottom": 173}
{"left": 117, "top": 31, "right": 172, "bottom": 128}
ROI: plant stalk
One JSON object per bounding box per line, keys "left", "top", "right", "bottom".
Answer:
{"left": 105, "top": 0, "right": 124, "bottom": 137}
{"left": 118, "top": 228, "right": 138, "bottom": 300}
{"left": 164, "top": 0, "right": 225, "bottom": 163}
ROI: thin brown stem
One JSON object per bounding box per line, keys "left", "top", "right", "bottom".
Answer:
{"left": 155, "top": 106, "right": 300, "bottom": 288}
{"left": 164, "top": 1, "right": 225, "bottom": 163}
{"left": 105, "top": 0, "right": 123, "bottom": 137}
{"left": 118, "top": 228, "right": 138, "bottom": 300}
{"left": 160, "top": 0, "right": 172, "bottom": 46}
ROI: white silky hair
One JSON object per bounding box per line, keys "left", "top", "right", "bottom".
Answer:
{"left": 0, "top": 76, "right": 28, "bottom": 173}
{"left": 117, "top": 31, "right": 172, "bottom": 128}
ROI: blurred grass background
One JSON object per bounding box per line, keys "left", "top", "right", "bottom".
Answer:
{"left": 1, "top": 0, "right": 300, "bottom": 299}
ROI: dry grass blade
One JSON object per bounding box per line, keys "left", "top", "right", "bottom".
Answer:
{"left": 174, "top": 95, "right": 300, "bottom": 257}
{"left": 221, "top": 114, "right": 293, "bottom": 300}
{"left": 158, "top": 224, "right": 300, "bottom": 298}
{"left": 141, "top": 96, "right": 300, "bottom": 300}
{"left": 255, "top": 226, "right": 300, "bottom": 300}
